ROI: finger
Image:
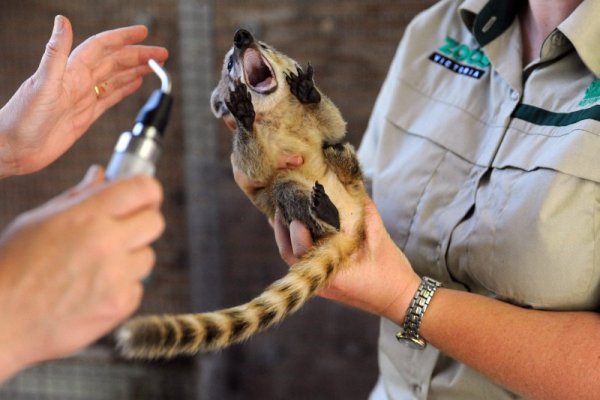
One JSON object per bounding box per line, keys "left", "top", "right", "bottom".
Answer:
{"left": 273, "top": 211, "right": 299, "bottom": 265}
{"left": 117, "top": 208, "right": 165, "bottom": 250}
{"left": 231, "top": 154, "right": 265, "bottom": 196}
{"left": 110, "top": 46, "right": 169, "bottom": 74}
{"left": 79, "top": 164, "right": 105, "bottom": 187}
{"left": 67, "top": 164, "right": 105, "bottom": 197}
{"left": 91, "top": 46, "right": 169, "bottom": 84}
{"left": 127, "top": 247, "right": 157, "bottom": 281}
{"left": 37, "top": 15, "right": 73, "bottom": 82}
{"left": 275, "top": 154, "right": 303, "bottom": 170}
{"left": 88, "top": 175, "right": 163, "bottom": 218}
{"left": 289, "top": 220, "right": 313, "bottom": 259}
{"left": 78, "top": 25, "right": 150, "bottom": 61}
{"left": 111, "top": 282, "right": 144, "bottom": 321}
{"left": 45, "top": 165, "right": 106, "bottom": 209}
{"left": 93, "top": 76, "right": 143, "bottom": 119}
{"left": 362, "top": 196, "right": 387, "bottom": 237}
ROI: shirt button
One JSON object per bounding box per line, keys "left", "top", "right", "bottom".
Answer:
{"left": 412, "top": 383, "right": 424, "bottom": 394}
{"left": 510, "top": 90, "right": 520, "bottom": 100}
{"left": 551, "top": 32, "right": 565, "bottom": 46}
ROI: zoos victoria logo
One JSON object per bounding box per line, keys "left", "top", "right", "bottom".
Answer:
{"left": 429, "top": 36, "right": 490, "bottom": 79}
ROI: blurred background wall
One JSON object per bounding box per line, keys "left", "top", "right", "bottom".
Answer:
{"left": 0, "top": 0, "right": 435, "bottom": 399}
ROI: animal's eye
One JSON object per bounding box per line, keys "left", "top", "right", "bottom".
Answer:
{"left": 227, "top": 57, "right": 234, "bottom": 72}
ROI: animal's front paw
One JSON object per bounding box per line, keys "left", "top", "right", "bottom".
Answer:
{"left": 310, "top": 181, "right": 340, "bottom": 232}
{"left": 286, "top": 64, "right": 321, "bottom": 104}
{"left": 225, "top": 81, "right": 255, "bottom": 132}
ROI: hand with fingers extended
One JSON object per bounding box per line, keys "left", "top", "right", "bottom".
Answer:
{"left": 0, "top": 15, "right": 169, "bottom": 178}
{"left": 0, "top": 165, "right": 165, "bottom": 382}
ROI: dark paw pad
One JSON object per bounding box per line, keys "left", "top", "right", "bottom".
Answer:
{"left": 310, "top": 181, "right": 340, "bottom": 231}
{"left": 286, "top": 64, "right": 321, "bottom": 104}
{"left": 225, "top": 81, "right": 255, "bottom": 132}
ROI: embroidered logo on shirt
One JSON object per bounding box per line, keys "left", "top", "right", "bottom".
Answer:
{"left": 429, "top": 36, "right": 490, "bottom": 80}
{"left": 578, "top": 79, "right": 600, "bottom": 107}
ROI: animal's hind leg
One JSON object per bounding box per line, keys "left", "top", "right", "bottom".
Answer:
{"left": 273, "top": 180, "right": 339, "bottom": 240}
{"left": 285, "top": 64, "right": 321, "bottom": 104}
{"left": 310, "top": 181, "right": 340, "bottom": 232}
{"left": 322, "top": 142, "right": 363, "bottom": 185}
{"left": 225, "top": 81, "right": 255, "bottom": 132}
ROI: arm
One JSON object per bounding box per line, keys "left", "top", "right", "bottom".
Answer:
{"left": 275, "top": 198, "right": 600, "bottom": 400}
{"left": 0, "top": 15, "right": 168, "bottom": 178}
{"left": 0, "top": 166, "right": 165, "bottom": 382}
{"left": 421, "top": 288, "right": 600, "bottom": 399}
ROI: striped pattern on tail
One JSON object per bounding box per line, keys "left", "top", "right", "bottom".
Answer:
{"left": 116, "top": 223, "right": 363, "bottom": 359}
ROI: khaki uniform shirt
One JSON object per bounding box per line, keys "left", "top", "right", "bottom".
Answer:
{"left": 358, "top": 0, "right": 600, "bottom": 398}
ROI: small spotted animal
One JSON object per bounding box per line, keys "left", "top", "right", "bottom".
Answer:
{"left": 116, "top": 29, "right": 367, "bottom": 359}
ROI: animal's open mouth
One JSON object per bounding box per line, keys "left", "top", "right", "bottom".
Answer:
{"left": 243, "top": 48, "right": 277, "bottom": 94}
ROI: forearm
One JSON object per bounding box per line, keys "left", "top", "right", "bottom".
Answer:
{"left": 418, "top": 288, "right": 600, "bottom": 399}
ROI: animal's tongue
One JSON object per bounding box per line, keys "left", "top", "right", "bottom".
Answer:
{"left": 243, "top": 48, "right": 276, "bottom": 92}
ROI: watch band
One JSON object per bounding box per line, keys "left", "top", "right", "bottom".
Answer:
{"left": 395, "top": 276, "right": 441, "bottom": 349}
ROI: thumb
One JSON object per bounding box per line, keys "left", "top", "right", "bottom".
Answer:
{"left": 37, "top": 15, "right": 73, "bottom": 81}
{"left": 67, "top": 165, "right": 105, "bottom": 197}
{"left": 80, "top": 164, "right": 106, "bottom": 186}
{"left": 44, "top": 165, "right": 106, "bottom": 209}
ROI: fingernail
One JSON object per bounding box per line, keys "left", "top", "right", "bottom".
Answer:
{"left": 286, "top": 155, "right": 303, "bottom": 168}
{"left": 53, "top": 15, "right": 64, "bottom": 34}
{"left": 82, "top": 164, "right": 100, "bottom": 183}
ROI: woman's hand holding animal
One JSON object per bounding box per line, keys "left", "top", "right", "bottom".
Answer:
{"left": 273, "top": 196, "right": 421, "bottom": 325}
{"left": 233, "top": 156, "right": 421, "bottom": 325}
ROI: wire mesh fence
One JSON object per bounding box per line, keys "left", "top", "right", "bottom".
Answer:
{"left": 0, "top": 1, "right": 433, "bottom": 398}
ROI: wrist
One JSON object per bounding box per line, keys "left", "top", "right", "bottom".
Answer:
{"left": 394, "top": 276, "right": 442, "bottom": 349}
{"left": 380, "top": 271, "right": 422, "bottom": 325}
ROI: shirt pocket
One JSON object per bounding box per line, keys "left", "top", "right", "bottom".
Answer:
{"left": 371, "top": 78, "right": 486, "bottom": 268}
{"left": 466, "top": 119, "right": 600, "bottom": 310}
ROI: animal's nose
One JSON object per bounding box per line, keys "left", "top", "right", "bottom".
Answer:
{"left": 234, "top": 29, "right": 254, "bottom": 50}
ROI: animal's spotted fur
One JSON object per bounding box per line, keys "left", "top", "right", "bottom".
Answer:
{"left": 116, "top": 29, "right": 367, "bottom": 359}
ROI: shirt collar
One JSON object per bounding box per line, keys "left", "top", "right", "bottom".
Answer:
{"left": 459, "top": 0, "right": 521, "bottom": 47}
{"left": 559, "top": 1, "right": 600, "bottom": 77}
{"left": 459, "top": 0, "right": 598, "bottom": 77}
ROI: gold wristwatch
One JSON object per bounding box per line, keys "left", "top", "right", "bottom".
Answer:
{"left": 395, "top": 276, "right": 441, "bottom": 349}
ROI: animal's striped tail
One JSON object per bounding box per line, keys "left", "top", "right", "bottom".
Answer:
{"left": 116, "top": 227, "right": 361, "bottom": 359}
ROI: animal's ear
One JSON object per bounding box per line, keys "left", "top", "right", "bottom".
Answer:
{"left": 285, "top": 63, "right": 321, "bottom": 104}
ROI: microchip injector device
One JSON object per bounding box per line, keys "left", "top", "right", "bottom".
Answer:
{"left": 105, "top": 59, "right": 173, "bottom": 180}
